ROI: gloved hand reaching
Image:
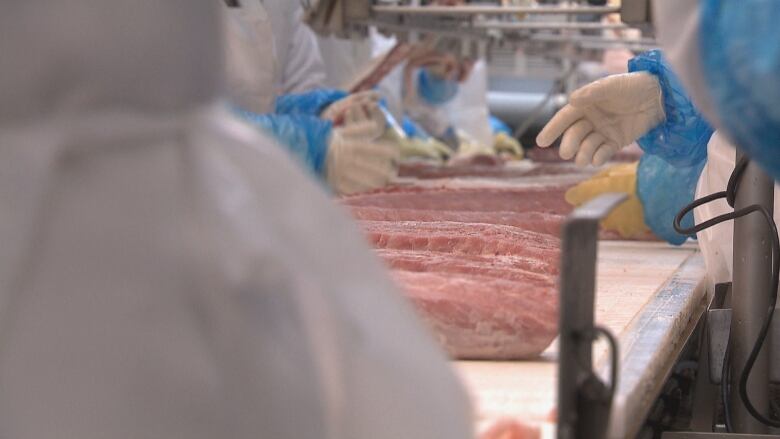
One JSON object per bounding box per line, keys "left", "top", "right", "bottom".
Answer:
{"left": 536, "top": 72, "right": 665, "bottom": 166}
{"left": 326, "top": 101, "right": 400, "bottom": 195}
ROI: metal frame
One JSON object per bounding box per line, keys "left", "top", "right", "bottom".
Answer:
{"left": 304, "top": 0, "right": 659, "bottom": 56}
{"left": 557, "top": 193, "right": 627, "bottom": 439}
{"left": 730, "top": 155, "right": 775, "bottom": 433}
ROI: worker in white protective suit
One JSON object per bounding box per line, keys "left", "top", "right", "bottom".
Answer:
{"left": 0, "top": 1, "right": 493, "bottom": 437}
{"left": 223, "top": 0, "right": 399, "bottom": 195}
{"left": 316, "top": 28, "right": 500, "bottom": 157}
{"left": 536, "top": 0, "right": 780, "bottom": 289}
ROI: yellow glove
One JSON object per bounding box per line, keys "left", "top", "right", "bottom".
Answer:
{"left": 453, "top": 130, "right": 495, "bottom": 159}
{"left": 493, "top": 132, "right": 524, "bottom": 160}
{"left": 399, "top": 137, "right": 452, "bottom": 162}
{"left": 565, "top": 162, "right": 650, "bottom": 239}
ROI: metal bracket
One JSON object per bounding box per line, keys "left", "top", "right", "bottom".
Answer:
{"left": 557, "top": 193, "right": 628, "bottom": 439}
{"left": 707, "top": 283, "right": 732, "bottom": 384}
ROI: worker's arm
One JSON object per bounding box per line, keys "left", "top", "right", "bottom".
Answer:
{"left": 540, "top": 50, "right": 717, "bottom": 245}
{"left": 277, "top": 5, "right": 327, "bottom": 94}
{"left": 234, "top": 96, "right": 400, "bottom": 196}
{"left": 537, "top": 49, "right": 713, "bottom": 168}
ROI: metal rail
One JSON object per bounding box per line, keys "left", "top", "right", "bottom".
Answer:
{"left": 373, "top": 5, "right": 621, "bottom": 15}
{"left": 472, "top": 21, "right": 629, "bottom": 30}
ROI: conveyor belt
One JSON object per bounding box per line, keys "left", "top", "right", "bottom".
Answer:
{"left": 455, "top": 242, "right": 707, "bottom": 438}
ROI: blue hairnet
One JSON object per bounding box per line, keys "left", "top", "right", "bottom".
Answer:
{"left": 417, "top": 69, "right": 458, "bottom": 106}
{"left": 699, "top": 0, "right": 780, "bottom": 181}
{"left": 234, "top": 107, "right": 331, "bottom": 176}
{"left": 629, "top": 50, "right": 714, "bottom": 167}
{"left": 274, "top": 89, "right": 349, "bottom": 117}
{"left": 637, "top": 153, "right": 706, "bottom": 245}
{"left": 402, "top": 116, "right": 431, "bottom": 139}
{"left": 489, "top": 115, "right": 513, "bottom": 136}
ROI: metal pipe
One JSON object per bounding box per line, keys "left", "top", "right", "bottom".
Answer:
{"left": 486, "top": 91, "right": 565, "bottom": 130}
{"left": 529, "top": 33, "right": 657, "bottom": 47}
{"left": 730, "top": 152, "right": 774, "bottom": 433}
{"left": 373, "top": 5, "right": 621, "bottom": 15}
{"left": 473, "top": 21, "right": 629, "bottom": 30}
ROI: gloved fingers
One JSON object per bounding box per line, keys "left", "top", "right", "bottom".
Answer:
{"left": 433, "top": 141, "right": 453, "bottom": 159}
{"left": 569, "top": 73, "right": 631, "bottom": 106}
{"left": 345, "top": 104, "right": 369, "bottom": 125}
{"left": 338, "top": 118, "right": 386, "bottom": 140}
{"left": 365, "top": 103, "right": 388, "bottom": 129}
{"left": 559, "top": 119, "right": 594, "bottom": 160}
{"left": 592, "top": 143, "right": 620, "bottom": 166}
{"left": 536, "top": 104, "right": 584, "bottom": 147}
{"left": 322, "top": 91, "right": 382, "bottom": 123}
{"left": 574, "top": 132, "right": 606, "bottom": 167}
{"left": 342, "top": 170, "right": 392, "bottom": 194}
{"left": 355, "top": 141, "right": 401, "bottom": 165}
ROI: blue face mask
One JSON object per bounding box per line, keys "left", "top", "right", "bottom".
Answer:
{"left": 699, "top": 0, "right": 780, "bottom": 181}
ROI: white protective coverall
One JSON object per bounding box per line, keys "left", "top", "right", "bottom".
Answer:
{"left": 224, "top": 0, "right": 327, "bottom": 113}
{"left": 0, "top": 1, "right": 474, "bottom": 438}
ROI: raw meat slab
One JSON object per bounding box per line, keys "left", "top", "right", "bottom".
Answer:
{"left": 392, "top": 270, "right": 558, "bottom": 360}
{"left": 349, "top": 207, "right": 565, "bottom": 237}
{"left": 342, "top": 186, "right": 573, "bottom": 215}
{"left": 361, "top": 220, "right": 559, "bottom": 261}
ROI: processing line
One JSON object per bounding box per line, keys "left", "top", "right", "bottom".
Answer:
{"left": 307, "top": 1, "right": 780, "bottom": 436}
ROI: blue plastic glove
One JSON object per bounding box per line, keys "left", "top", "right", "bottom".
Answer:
{"left": 637, "top": 153, "right": 706, "bottom": 245}
{"left": 417, "top": 69, "right": 458, "bottom": 106}
{"left": 234, "top": 107, "right": 331, "bottom": 176}
{"left": 629, "top": 50, "right": 714, "bottom": 167}
{"left": 274, "top": 89, "right": 348, "bottom": 117}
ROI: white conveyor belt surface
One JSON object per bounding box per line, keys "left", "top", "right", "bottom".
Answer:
{"left": 455, "top": 241, "right": 707, "bottom": 438}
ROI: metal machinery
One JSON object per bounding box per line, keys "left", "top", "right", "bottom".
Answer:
{"left": 301, "top": 1, "right": 779, "bottom": 437}
{"left": 304, "top": 0, "right": 658, "bottom": 140}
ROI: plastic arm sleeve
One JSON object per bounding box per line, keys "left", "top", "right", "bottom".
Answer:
{"left": 234, "top": 107, "right": 331, "bottom": 177}
{"left": 636, "top": 153, "right": 706, "bottom": 245}
{"left": 274, "top": 89, "right": 349, "bottom": 118}
{"left": 629, "top": 49, "right": 714, "bottom": 167}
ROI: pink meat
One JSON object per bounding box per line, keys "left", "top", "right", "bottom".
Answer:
{"left": 360, "top": 220, "right": 559, "bottom": 261}
{"left": 376, "top": 248, "right": 558, "bottom": 278}
{"left": 392, "top": 270, "right": 558, "bottom": 359}
{"left": 342, "top": 186, "right": 573, "bottom": 215}
{"left": 397, "top": 161, "right": 593, "bottom": 180}
{"left": 349, "top": 207, "right": 565, "bottom": 237}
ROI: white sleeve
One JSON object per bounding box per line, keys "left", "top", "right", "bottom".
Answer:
{"left": 694, "top": 131, "right": 780, "bottom": 289}
{"left": 279, "top": 6, "right": 327, "bottom": 94}
{"left": 445, "top": 60, "right": 493, "bottom": 147}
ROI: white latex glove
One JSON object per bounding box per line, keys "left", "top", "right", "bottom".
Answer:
{"left": 321, "top": 90, "right": 382, "bottom": 126}
{"left": 326, "top": 103, "right": 400, "bottom": 195}
{"left": 536, "top": 72, "right": 665, "bottom": 166}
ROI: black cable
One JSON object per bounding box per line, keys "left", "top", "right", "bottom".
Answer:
{"left": 673, "top": 156, "right": 780, "bottom": 428}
